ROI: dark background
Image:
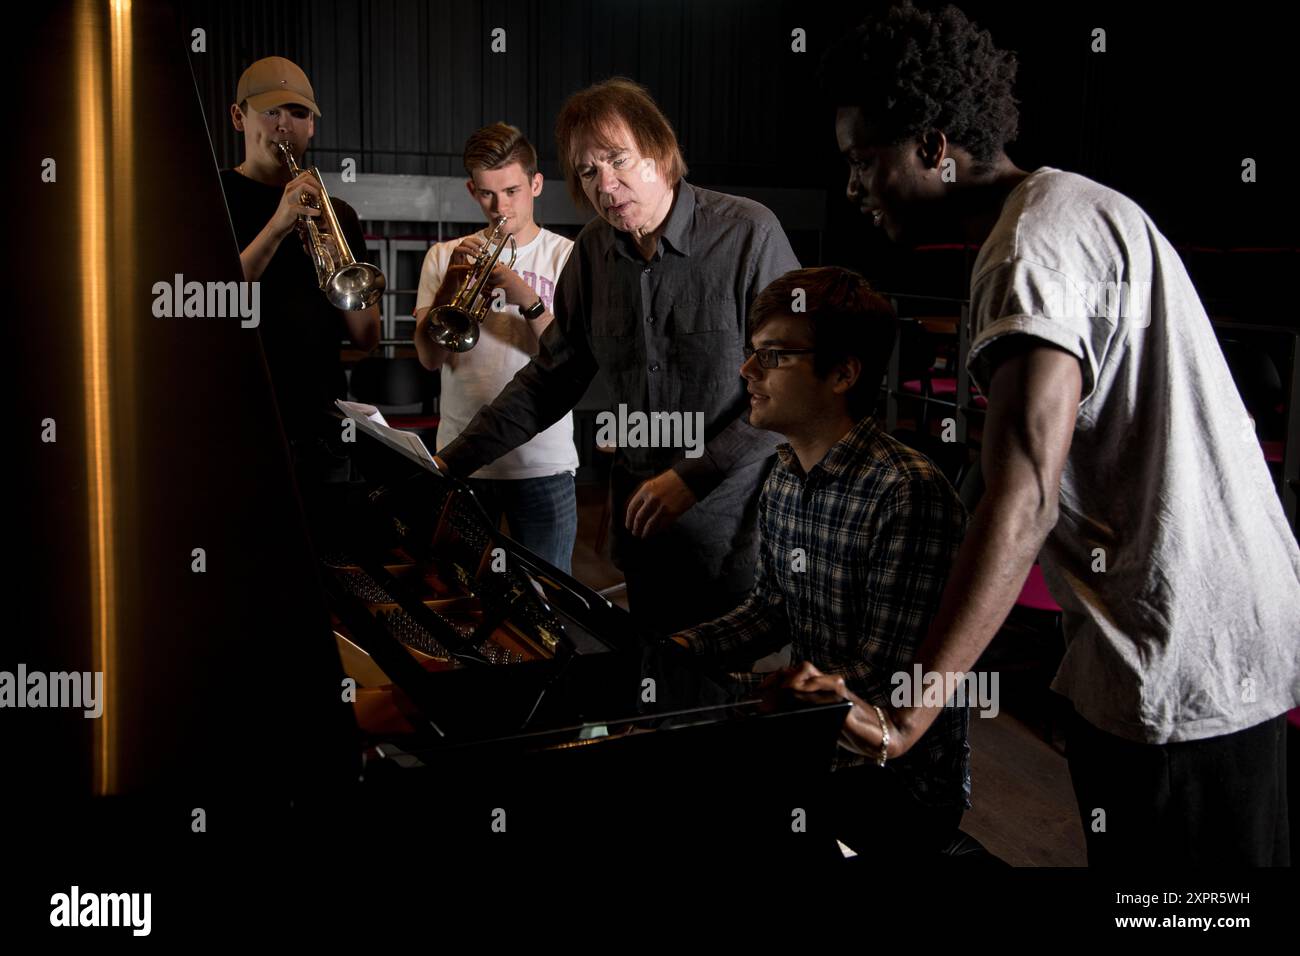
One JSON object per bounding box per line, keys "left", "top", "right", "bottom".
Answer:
{"left": 4, "top": 1, "right": 1296, "bottom": 911}
{"left": 183, "top": 0, "right": 1296, "bottom": 271}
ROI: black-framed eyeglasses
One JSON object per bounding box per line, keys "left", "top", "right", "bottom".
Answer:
{"left": 742, "top": 345, "right": 816, "bottom": 369}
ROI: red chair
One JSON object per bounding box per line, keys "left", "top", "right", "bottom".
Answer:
{"left": 1017, "top": 563, "right": 1061, "bottom": 612}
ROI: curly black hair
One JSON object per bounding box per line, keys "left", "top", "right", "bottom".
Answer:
{"left": 821, "top": 1, "right": 1020, "bottom": 165}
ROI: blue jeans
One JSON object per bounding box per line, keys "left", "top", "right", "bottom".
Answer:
{"left": 466, "top": 473, "right": 577, "bottom": 574}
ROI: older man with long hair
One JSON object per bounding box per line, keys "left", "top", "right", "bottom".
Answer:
{"left": 434, "top": 78, "right": 800, "bottom": 634}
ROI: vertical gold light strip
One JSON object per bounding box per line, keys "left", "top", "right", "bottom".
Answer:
{"left": 107, "top": 0, "right": 135, "bottom": 794}
{"left": 77, "top": 0, "right": 115, "bottom": 795}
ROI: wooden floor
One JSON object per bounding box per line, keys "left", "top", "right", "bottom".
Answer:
{"left": 570, "top": 482, "right": 626, "bottom": 600}
{"left": 964, "top": 711, "right": 1087, "bottom": 866}
{"left": 565, "top": 481, "right": 1087, "bottom": 866}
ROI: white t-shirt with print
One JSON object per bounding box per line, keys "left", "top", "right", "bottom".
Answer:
{"left": 415, "top": 227, "right": 578, "bottom": 480}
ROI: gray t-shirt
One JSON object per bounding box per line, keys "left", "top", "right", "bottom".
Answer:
{"left": 968, "top": 167, "right": 1300, "bottom": 744}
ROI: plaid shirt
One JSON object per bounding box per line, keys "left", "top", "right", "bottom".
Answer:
{"left": 677, "top": 416, "right": 971, "bottom": 808}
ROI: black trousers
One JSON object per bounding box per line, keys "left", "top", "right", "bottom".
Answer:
{"left": 608, "top": 463, "right": 760, "bottom": 637}
{"left": 1065, "top": 709, "right": 1290, "bottom": 866}
{"left": 828, "top": 764, "right": 964, "bottom": 860}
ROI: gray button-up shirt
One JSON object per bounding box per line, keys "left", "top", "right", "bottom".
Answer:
{"left": 439, "top": 181, "right": 800, "bottom": 583}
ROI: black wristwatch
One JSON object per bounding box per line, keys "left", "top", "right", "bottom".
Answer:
{"left": 521, "top": 297, "right": 546, "bottom": 321}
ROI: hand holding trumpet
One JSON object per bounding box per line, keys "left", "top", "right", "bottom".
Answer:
{"left": 273, "top": 140, "right": 385, "bottom": 311}
{"left": 450, "top": 233, "right": 534, "bottom": 309}
{"left": 272, "top": 170, "right": 324, "bottom": 241}
{"left": 423, "top": 217, "right": 519, "bottom": 352}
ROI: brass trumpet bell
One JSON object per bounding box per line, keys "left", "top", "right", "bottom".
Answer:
{"left": 277, "top": 141, "right": 386, "bottom": 311}
{"left": 426, "top": 215, "right": 517, "bottom": 352}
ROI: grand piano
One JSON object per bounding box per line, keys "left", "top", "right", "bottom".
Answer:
{"left": 304, "top": 417, "right": 851, "bottom": 861}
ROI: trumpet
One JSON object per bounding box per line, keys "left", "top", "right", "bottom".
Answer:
{"left": 424, "top": 216, "right": 518, "bottom": 352}
{"left": 276, "top": 141, "right": 386, "bottom": 311}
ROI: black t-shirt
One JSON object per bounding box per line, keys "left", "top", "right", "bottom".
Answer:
{"left": 219, "top": 168, "right": 371, "bottom": 442}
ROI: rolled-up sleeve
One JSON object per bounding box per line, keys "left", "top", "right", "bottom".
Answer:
{"left": 967, "top": 257, "right": 1113, "bottom": 404}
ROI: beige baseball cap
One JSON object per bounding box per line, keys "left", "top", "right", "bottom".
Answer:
{"left": 236, "top": 56, "right": 320, "bottom": 116}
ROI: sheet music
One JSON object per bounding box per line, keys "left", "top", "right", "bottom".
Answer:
{"left": 335, "top": 399, "right": 440, "bottom": 472}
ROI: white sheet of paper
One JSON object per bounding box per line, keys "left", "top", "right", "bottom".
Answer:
{"left": 335, "top": 399, "right": 390, "bottom": 428}
{"left": 335, "top": 399, "right": 438, "bottom": 471}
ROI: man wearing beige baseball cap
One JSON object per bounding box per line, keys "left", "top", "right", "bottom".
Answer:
{"left": 220, "top": 56, "right": 380, "bottom": 505}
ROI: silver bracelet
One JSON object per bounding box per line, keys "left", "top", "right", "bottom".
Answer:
{"left": 871, "top": 704, "right": 890, "bottom": 767}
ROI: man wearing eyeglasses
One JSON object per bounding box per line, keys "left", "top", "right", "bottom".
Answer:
{"left": 671, "top": 266, "right": 970, "bottom": 857}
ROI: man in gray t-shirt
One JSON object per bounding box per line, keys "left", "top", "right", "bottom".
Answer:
{"left": 784, "top": 3, "right": 1298, "bottom": 866}
{"left": 965, "top": 167, "right": 1299, "bottom": 745}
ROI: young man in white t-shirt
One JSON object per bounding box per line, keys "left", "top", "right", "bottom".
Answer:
{"left": 413, "top": 123, "right": 578, "bottom": 572}
{"left": 788, "top": 3, "right": 1298, "bottom": 866}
